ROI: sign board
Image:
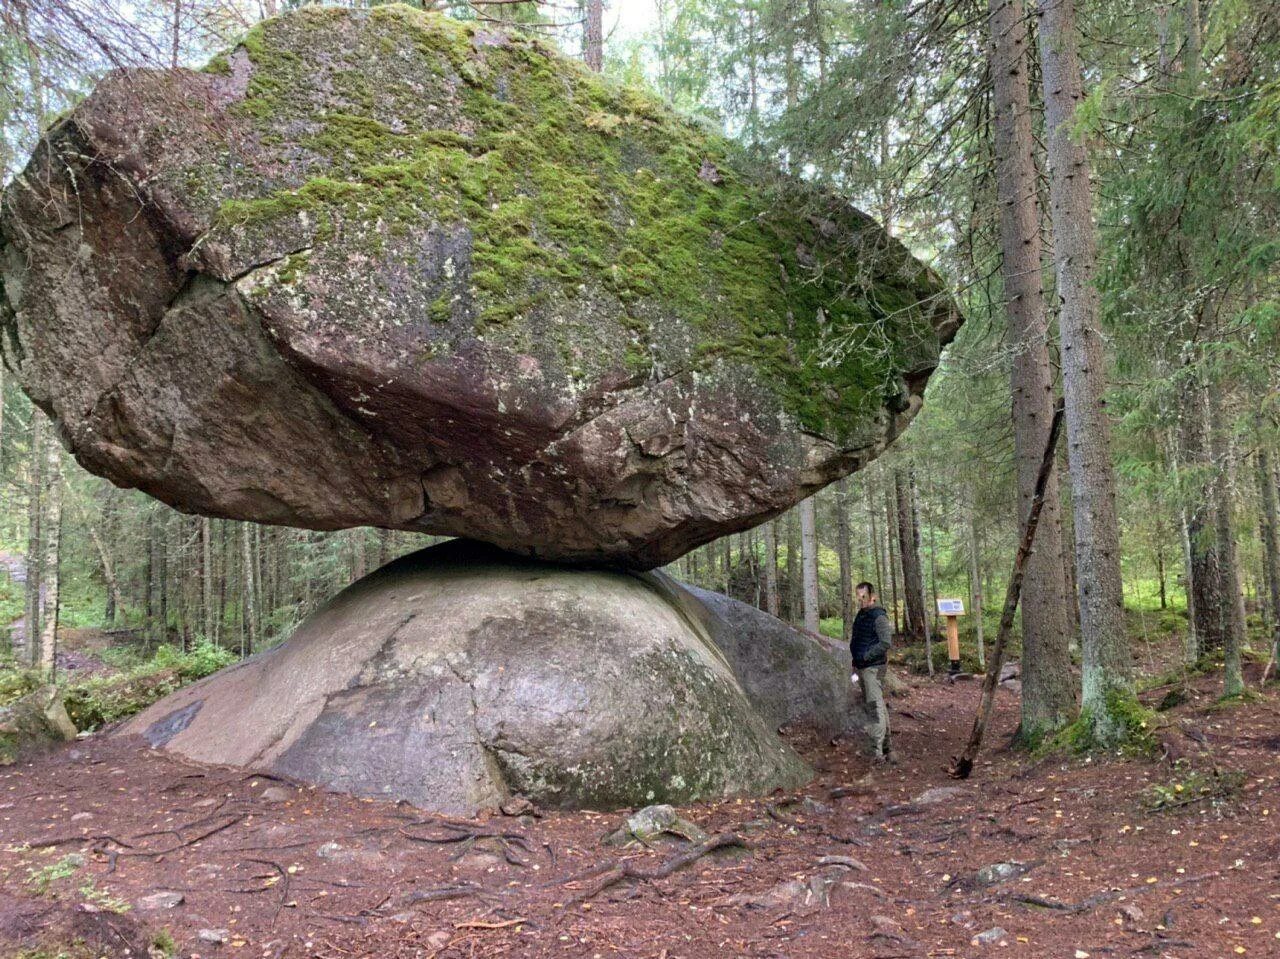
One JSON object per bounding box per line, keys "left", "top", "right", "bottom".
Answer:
{"left": 937, "top": 598, "right": 965, "bottom": 616}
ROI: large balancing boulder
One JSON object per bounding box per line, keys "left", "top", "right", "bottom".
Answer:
{"left": 0, "top": 5, "right": 960, "bottom": 568}
{"left": 120, "top": 540, "right": 810, "bottom": 814}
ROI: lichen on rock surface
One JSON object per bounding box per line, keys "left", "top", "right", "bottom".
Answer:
{"left": 0, "top": 4, "right": 961, "bottom": 567}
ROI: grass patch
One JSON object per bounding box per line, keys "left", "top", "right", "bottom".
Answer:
{"left": 77, "top": 880, "right": 131, "bottom": 914}
{"left": 26, "top": 855, "right": 85, "bottom": 896}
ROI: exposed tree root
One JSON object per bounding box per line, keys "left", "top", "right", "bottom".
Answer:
{"left": 559, "top": 832, "right": 747, "bottom": 906}
{"left": 1001, "top": 870, "right": 1221, "bottom": 914}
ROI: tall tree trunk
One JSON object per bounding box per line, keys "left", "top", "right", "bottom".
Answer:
{"left": 1036, "top": 0, "right": 1132, "bottom": 739}
{"left": 351, "top": 530, "right": 366, "bottom": 581}
{"left": 170, "top": 0, "right": 182, "bottom": 68}
{"left": 90, "top": 525, "right": 124, "bottom": 630}
{"left": 202, "top": 517, "right": 214, "bottom": 643}
{"left": 23, "top": 411, "right": 44, "bottom": 667}
{"left": 1209, "top": 389, "right": 1244, "bottom": 696}
{"left": 1155, "top": 536, "right": 1168, "bottom": 610}
{"left": 968, "top": 501, "right": 986, "bottom": 669}
{"left": 895, "top": 468, "right": 927, "bottom": 652}
{"left": 1257, "top": 447, "right": 1280, "bottom": 683}
{"left": 242, "top": 523, "right": 257, "bottom": 656}
{"left": 219, "top": 520, "right": 229, "bottom": 646}
{"left": 157, "top": 515, "right": 169, "bottom": 644}
{"left": 868, "top": 484, "right": 884, "bottom": 596}
{"left": 583, "top": 0, "right": 603, "bottom": 71}
{"left": 1181, "top": 377, "right": 1225, "bottom": 659}
{"left": 37, "top": 438, "right": 60, "bottom": 678}
{"left": 763, "top": 519, "right": 780, "bottom": 618}
{"left": 836, "top": 480, "right": 854, "bottom": 643}
{"left": 990, "top": 0, "right": 1076, "bottom": 735}
{"left": 799, "top": 496, "right": 820, "bottom": 634}
{"left": 806, "top": 0, "right": 827, "bottom": 82}
{"left": 885, "top": 484, "right": 901, "bottom": 634}
{"left": 786, "top": 509, "right": 802, "bottom": 624}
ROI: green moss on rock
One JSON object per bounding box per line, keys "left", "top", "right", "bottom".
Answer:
{"left": 206, "top": 3, "right": 952, "bottom": 442}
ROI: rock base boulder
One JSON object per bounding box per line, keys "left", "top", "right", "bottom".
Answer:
{"left": 672, "top": 582, "right": 855, "bottom": 736}
{"left": 0, "top": 685, "right": 77, "bottom": 765}
{"left": 121, "top": 540, "right": 813, "bottom": 814}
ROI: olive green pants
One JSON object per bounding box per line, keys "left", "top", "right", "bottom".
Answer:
{"left": 857, "top": 664, "right": 891, "bottom": 758}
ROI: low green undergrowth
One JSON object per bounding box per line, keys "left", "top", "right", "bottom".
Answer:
{"left": 0, "top": 642, "right": 235, "bottom": 730}
{"left": 1142, "top": 762, "right": 1245, "bottom": 813}
{"left": 60, "top": 643, "right": 235, "bottom": 730}
{"left": 26, "top": 855, "right": 85, "bottom": 896}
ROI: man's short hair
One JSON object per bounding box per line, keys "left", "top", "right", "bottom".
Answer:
{"left": 855, "top": 581, "right": 876, "bottom": 595}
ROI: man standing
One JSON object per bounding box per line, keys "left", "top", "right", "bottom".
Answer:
{"left": 851, "top": 581, "right": 894, "bottom": 763}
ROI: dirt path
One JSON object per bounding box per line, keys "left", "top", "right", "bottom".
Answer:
{"left": 1, "top": 668, "right": 1277, "bottom": 959}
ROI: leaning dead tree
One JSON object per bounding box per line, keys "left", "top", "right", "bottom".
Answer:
{"left": 950, "top": 400, "right": 1065, "bottom": 779}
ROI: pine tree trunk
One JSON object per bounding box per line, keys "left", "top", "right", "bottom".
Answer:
{"left": 1208, "top": 389, "right": 1244, "bottom": 696}
{"left": 786, "top": 509, "right": 801, "bottom": 624}
{"left": 799, "top": 496, "right": 820, "bottom": 634}
{"left": 352, "top": 530, "right": 366, "bottom": 581}
{"left": 836, "top": 480, "right": 853, "bottom": 643}
{"left": 895, "top": 468, "right": 927, "bottom": 651}
{"left": 157, "top": 515, "right": 169, "bottom": 645}
{"left": 23, "top": 411, "right": 44, "bottom": 668}
{"left": 583, "top": 0, "right": 603, "bottom": 71}
{"left": 90, "top": 525, "right": 124, "bottom": 631}
{"left": 219, "top": 520, "right": 229, "bottom": 645}
{"left": 969, "top": 502, "right": 986, "bottom": 668}
{"left": 1036, "top": 0, "right": 1132, "bottom": 738}
{"left": 37, "top": 438, "right": 60, "bottom": 678}
{"left": 1258, "top": 448, "right": 1280, "bottom": 682}
{"left": 242, "top": 523, "right": 257, "bottom": 656}
{"left": 868, "top": 484, "right": 884, "bottom": 595}
{"left": 202, "top": 517, "right": 214, "bottom": 643}
{"left": 763, "top": 519, "right": 780, "bottom": 617}
{"left": 1181, "top": 377, "right": 1225, "bottom": 659}
{"left": 990, "top": 0, "right": 1077, "bottom": 734}
{"left": 1156, "top": 537, "right": 1168, "bottom": 610}
{"left": 885, "top": 484, "right": 901, "bottom": 634}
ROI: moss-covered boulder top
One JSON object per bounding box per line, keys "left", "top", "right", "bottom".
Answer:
{"left": 0, "top": 4, "right": 960, "bottom": 567}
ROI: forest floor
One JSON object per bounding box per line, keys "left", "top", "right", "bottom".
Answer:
{"left": 2, "top": 656, "right": 1278, "bottom": 959}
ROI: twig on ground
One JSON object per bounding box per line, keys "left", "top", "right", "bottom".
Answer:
{"left": 455, "top": 917, "right": 527, "bottom": 929}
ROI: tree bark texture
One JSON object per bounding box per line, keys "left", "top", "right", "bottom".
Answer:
{"left": 1037, "top": 0, "right": 1132, "bottom": 735}
{"left": 836, "top": 479, "right": 854, "bottom": 642}
{"left": 895, "top": 468, "right": 928, "bottom": 650}
{"left": 990, "top": 0, "right": 1076, "bottom": 734}
{"left": 799, "top": 495, "right": 820, "bottom": 634}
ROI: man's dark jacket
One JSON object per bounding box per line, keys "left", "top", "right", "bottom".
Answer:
{"left": 851, "top": 604, "right": 893, "bottom": 669}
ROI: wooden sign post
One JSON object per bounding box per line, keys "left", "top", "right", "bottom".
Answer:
{"left": 937, "top": 598, "right": 965, "bottom": 675}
